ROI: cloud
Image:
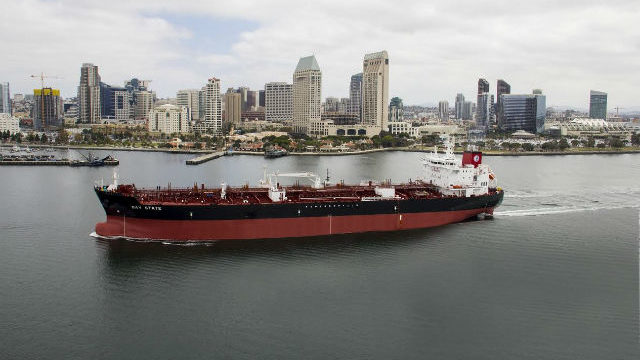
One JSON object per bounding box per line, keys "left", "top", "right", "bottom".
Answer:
{"left": 1, "top": 0, "right": 638, "bottom": 108}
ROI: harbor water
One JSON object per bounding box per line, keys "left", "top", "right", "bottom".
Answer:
{"left": 1, "top": 150, "right": 638, "bottom": 359}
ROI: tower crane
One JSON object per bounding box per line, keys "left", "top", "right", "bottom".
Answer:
{"left": 30, "top": 72, "right": 61, "bottom": 89}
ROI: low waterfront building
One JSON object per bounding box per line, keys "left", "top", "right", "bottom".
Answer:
{"left": 544, "top": 118, "right": 632, "bottom": 138}
{"left": 148, "top": 104, "right": 190, "bottom": 134}
{"left": 388, "top": 121, "right": 412, "bottom": 135}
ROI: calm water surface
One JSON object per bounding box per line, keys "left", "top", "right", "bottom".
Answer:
{"left": 1, "top": 149, "right": 638, "bottom": 359}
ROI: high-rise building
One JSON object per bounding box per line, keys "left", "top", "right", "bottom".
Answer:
{"left": 293, "top": 55, "right": 322, "bottom": 134}
{"left": 495, "top": 79, "right": 510, "bottom": 127}
{"left": 438, "top": 101, "right": 449, "bottom": 121}
{"left": 237, "top": 87, "right": 249, "bottom": 111}
{"left": 324, "top": 97, "right": 340, "bottom": 112}
{"left": 498, "top": 91, "right": 546, "bottom": 133}
{"left": 362, "top": 51, "right": 389, "bottom": 132}
{"left": 497, "top": 80, "right": 511, "bottom": 101}
{"left": 203, "top": 77, "right": 222, "bottom": 134}
{"left": 476, "top": 78, "right": 490, "bottom": 128}
{"left": 265, "top": 82, "right": 293, "bottom": 123}
{"left": 100, "top": 82, "right": 129, "bottom": 121}
{"left": 32, "top": 88, "right": 63, "bottom": 130}
{"left": 224, "top": 91, "right": 242, "bottom": 124}
{"left": 338, "top": 98, "right": 350, "bottom": 114}
{"left": 455, "top": 93, "right": 465, "bottom": 120}
{"left": 148, "top": 104, "right": 190, "bottom": 134}
{"left": 0, "top": 82, "right": 11, "bottom": 114}
{"left": 349, "top": 73, "right": 363, "bottom": 119}
{"left": 462, "top": 101, "right": 474, "bottom": 120}
{"left": 589, "top": 90, "right": 607, "bottom": 119}
{"left": 245, "top": 90, "right": 259, "bottom": 111}
{"left": 177, "top": 89, "right": 202, "bottom": 121}
{"left": 133, "top": 91, "right": 154, "bottom": 121}
{"left": 123, "top": 78, "right": 154, "bottom": 121}
{"left": 78, "top": 63, "right": 101, "bottom": 123}
{"left": 389, "top": 97, "right": 403, "bottom": 123}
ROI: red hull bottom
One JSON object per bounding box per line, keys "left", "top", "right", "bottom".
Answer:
{"left": 95, "top": 208, "right": 493, "bottom": 241}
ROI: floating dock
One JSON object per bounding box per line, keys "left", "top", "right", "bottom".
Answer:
{"left": 186, "top": 151, "right": 226, "bottom": 165}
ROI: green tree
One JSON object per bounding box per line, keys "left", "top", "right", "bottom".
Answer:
{"left": 57, "top": 130, "right": 69, "bottom": 144}
{"left": 630, "top": 133, "right": 640, "bottom": 146}
{"left": 609, "top": 138, "right": 624, "bottom": 148}
{"left": 558, "top": 138, "right": 570, "bottom": 150}
{"left": 522, "top": 143, "right": 535, "bottom": 151}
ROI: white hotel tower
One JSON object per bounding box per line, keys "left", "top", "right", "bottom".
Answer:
{"left": 292, "top": 55, "right": 322, "bottom": 134}
{"left": 361, "top": 51, "right": 389, "bottom": 132}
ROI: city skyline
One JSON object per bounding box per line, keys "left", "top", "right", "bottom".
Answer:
{"left": 1, "top": 1, "right": 639, "bottom": 109}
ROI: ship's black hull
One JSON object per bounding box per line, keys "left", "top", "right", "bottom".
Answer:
{"left": 96, "top": 189, "right": 503, "bottom": 221}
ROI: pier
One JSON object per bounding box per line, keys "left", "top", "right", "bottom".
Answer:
{"left": 186, "top": 151, "right": 226, "bottom": 165}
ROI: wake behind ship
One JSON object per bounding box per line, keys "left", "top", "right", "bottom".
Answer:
{"left": 94, "top": 141, "right": 503, "bottom": 241}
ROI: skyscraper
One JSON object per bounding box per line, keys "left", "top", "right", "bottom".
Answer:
{"left": 123, "top": 78, "right": 154, "bottom": 121}
{"left": 99, "top": 82, "right": 128, "bottom": 121}
{"left": 476, "top": 78, "right": 490, "bottom": 128}
{"left": 265, "top": 82, "right": 293, "bottom": 123}
{"left": 177, "top": 89, "right": 202, "bottom": 121}
{"left": 237, "top": 87, "right": 249, "bottom": 111}
{"left": 32, "top": 88, "right": 63, "bottom": 130}
{"left": 438, "top": 101, "right": 449, "bottom": 122}
{"left": 462, "top": 101, "right": 474, "bottom": 120}
{"left": 362, "top": 51, "right": 389, "bottom": 132}
{"left": 224, "top": 91, "right": 241, "bottom": 124}
{"left": 78, "top": 63, "right": 101, "bottom": 123}
{"left": 246, "top": 90, "right": 259, "bottom": 111}
{"left": 203, "top": 77, "right": 222, "bottom": 134}
{"left": 496, "top": 79, "right": 511, "bottom": 127}
{"left": 0, "top": 82, "right": 11, "bottom": 114}
{"left": 133, "top": 91, "right": 154, "bottom": 121}
{"left": 498, "top": 91, "right": 546, "bottom": 133}
{"left": 388, "top": 97, "right": 403, "bottom": 123}
{"left": 455, "top": 93, "right": 465, "bottom": 120}
{"left": 293, "top": 55, "right": 322, "bottom": 134}
{"left": 349, "top": 73, "right": 363, "bottom": 120}
{"left": 589, "top": 90, "right": 607, "bottom": 119}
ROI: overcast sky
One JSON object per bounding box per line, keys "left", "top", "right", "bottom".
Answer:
{"left": 2, "top": 0, "right": 638, "bottom": 109}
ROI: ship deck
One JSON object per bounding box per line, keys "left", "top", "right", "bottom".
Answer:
{"left": 101, "top": 181, "right": 469, "bottom": 206}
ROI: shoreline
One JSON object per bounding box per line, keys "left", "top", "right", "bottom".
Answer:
{"left": 2, "top": 143, "right": 640, "bottom": 157}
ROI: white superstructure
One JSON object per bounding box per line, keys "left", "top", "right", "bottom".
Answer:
{"left": 422, "top": 138, "right": 495, "bottom": 197}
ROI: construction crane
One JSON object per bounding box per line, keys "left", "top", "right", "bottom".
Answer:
{"left": 30, "top": 72, "right": 61, "bottom": 89}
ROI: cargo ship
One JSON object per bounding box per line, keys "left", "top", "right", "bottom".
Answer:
{"left": 94, "top": 140, "right": 503, "bottom": 241}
